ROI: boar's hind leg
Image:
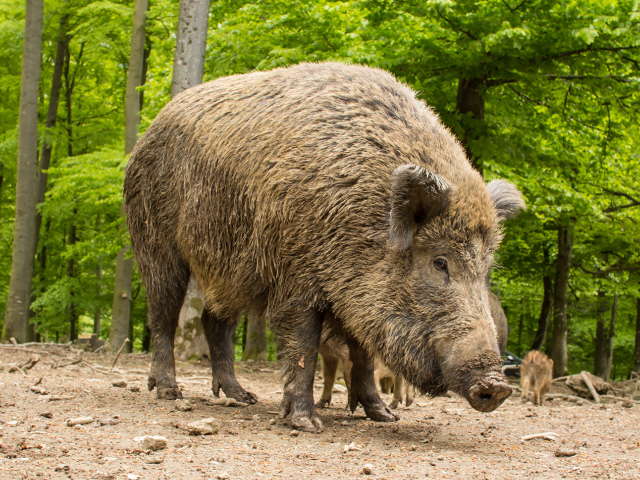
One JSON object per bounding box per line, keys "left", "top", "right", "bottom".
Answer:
{"left": 316, "top": 351, "right": 338, "bottom": 408}
{"left": 347, "top": 341, "right": 399, "bottom": 422}
{"left": 276, "top": 310, "right": 324, "bottom": 432}
{"left": 201, "top": 311, "right": 257, "bottom": 404}
{"left": 146, "top": 261, "right": 190, "bottom": 400}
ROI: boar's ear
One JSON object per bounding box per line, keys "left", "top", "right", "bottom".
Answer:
{"left": 486, "top": 179, "right": 526, "bottom": 222}
{"left": 389, "top": 164, "right": 450, "bottom": 250}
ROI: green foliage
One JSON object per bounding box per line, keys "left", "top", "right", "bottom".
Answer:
{"left": 1, "top": 0, "right": 638, "bottom": 377}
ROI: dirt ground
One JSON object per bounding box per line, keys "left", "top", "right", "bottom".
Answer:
{"left": 0, "top": 348, "right": 639, "bottom": 480}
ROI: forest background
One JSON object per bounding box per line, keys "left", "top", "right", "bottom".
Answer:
{"left": 1, "top": 0, "right": 639, "bottom": 381}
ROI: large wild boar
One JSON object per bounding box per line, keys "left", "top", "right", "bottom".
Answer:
{"left": 520, "top": 350, "right": 553, "bottom": 406}
{"left": 124, "top": 62, "right": 524, "bottom": 432}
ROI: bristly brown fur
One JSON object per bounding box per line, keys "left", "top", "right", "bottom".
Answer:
{"left": 124, "top": 62, "right": 524, "bottom": 419}
{"left": 520, "top": 350, "right": 553, "bottom": 406}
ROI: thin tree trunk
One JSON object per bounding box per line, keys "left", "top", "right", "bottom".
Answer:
{"left": 594, "top": 291, "right": 610, "bottom": 378}
{"left": 243, "top": 309, "right": 267, "bottom": 361}
{"left": 634, "top": 298, "right": 640, "bottom": 373}
{"left": 110, "top": 0, "right": 148, "bottom": 352}
{"left": 550, "top": 224, "right": 573, "bottom": 377}
{"left": 67, "top": 220, "right": 77, "bottom": 341}
{"left": 531, "top": 248, "right": 553, "bottom": 350}
{"left": 172, "top": 0, "right": 210, "bottom": 360}
{"left": 3, "top": 0, "right": 44, "bottom": 342}
{"left": 171, "top": 0, "right": 209, "bottom": 96}
{"left": 28, "top": 18, "right": 69, "bottom": 340}
{"left": 456, "top": 77, "right": 485, "bottom": 174}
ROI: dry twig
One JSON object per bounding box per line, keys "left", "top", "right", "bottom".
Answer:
{"left": 111, "top": 338, "right": 130, "bottom": 370}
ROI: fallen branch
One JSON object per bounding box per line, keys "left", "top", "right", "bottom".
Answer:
{"left": 581, "top": 370, "right": 600, "bottom": 403}
{"left": 111, "top": 338, "right": 130, "bottom": 371}
{"left": 600, "top": 395, "right": 639, "bottom": 404}
{"left": 53, "top": 356, "right": 83, "bottom": 369}
{"left": 521, "top": 432, "right": 559, "bottom": 442}
{"left": 546, "top": 393, "right": 590, "bottom": 403}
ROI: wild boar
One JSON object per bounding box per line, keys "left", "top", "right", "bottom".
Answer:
{"left": 124, "top": 62, "right": 524, "bottom": 432}
{"left": 520, "top": 350, "right": 553, "bottom": 406}
{"left": 374, "top": 359, "right": 415, "bottom": 408}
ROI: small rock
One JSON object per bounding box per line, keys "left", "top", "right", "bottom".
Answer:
{"left": 135, "top": 435, "right": 167, "bottom": 451}
{"left": 65, "top": 416, "right": 94, "bottom": 426}
{"left": 175, "top": 399, "right": 193, "bottom": 412}
{"left": 555, "top": 449, "right": 578, "bottom": 457}
{"left": 214, "top": 473, "right": 230, "bottom": 480}
{"left": 343, "top": 442, "right": 361, "bottom": 453}
{"left": 289, "top": 430, "right": 299, "bottom": 437}
{"left": 252, "top": 414, "right": 260, "bottom": 421}
{"left": 112, "top": 380, "right": 127, "bottom": 388}
{"left": 184, "top": 417, "right": 220, "bottom": 435}
{"left": 362, "top": 464, "right": 374, "bottom": 475}
{"left": 268, "top": 419, "right": 276, "bottom": 425}
{"left": 127, "top": 474, "right": 140, "bottom": 480}
{"left": 30, "top": 386, "right": 48, "bottom": 395}
{"left": 7, "top": 420, "right": 19, "bottom": 427}
{"left": 99, "top": 416, "right": 120, "bottom": 426}
{"left": 54, "top": 464, "right": 70, "bottom": 472}
{"left": 39, "top": 412, "right": 53, "bottom": 419}
{"left": 129, "top": 385, "right": 141, "bottom": 393}
{"left": 622, "top": 401, "right": 634, "bottom": 408}
{"left": 206, "top": 397, "right": 248, "bottom": 407}
{"left": 145, "top": 456, "right": 164, "bottom": 464}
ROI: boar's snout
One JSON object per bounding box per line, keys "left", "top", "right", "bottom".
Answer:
{"left": 467, "top": 379, "right": 512, "bottom": 412}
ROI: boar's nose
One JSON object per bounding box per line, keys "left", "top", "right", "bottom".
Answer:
{"left": 467, "top": 380, "right": 512, "bottom": 412}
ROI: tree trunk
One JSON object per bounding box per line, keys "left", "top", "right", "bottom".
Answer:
{"left": 174, "top": 277, "right": 208, "bottom": 360}
{"left": 550, "top": 224, "right": 573, "bottom": 377}
{"left": 634, "top": 298, "right": 640, "bottom": 373}
{"left": 110, "top": 246, "right": 133, "bottom": 351}
{"left": 171, "top": 0, "right": 209, "bottom": 96}
{"left": 110, "top": 0, "right": 148, "bottom": 352}
{"left": 67, "top": 219, "right": 78, "bottom": 341}
{"left": 594, "top": 291, "right": 610, "bottom": 379}
{"left": 243, "top": 309, "right": 267, "bottom": 361}
{"left": 171, "top": 0, "right": 210, "bottom": 360}
{"left": 3, "top": 0, "right": 44, "bottom": 342}
{"left": 531, "top": 248, "right": 552, "bottom": 351}
{"left": 456, "top": 77, "right": 485, "bottom": 174}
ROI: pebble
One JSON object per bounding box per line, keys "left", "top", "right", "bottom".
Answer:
{"left": 135, "top": 435, "right": 167, "bottom": 451}
{"left": 112, "top": 380, "right": 127, "bottom": 388}
{"left": 54, "top": 464, "right": 70, "bottom": 472}
{"left": 39, "top": 412, "right": 53, "bottom": 419}
{"left": 289, "top": 430, "right": 299, "bottom": 437}
{"left": 362, "top": 464, "right": 374, "bottom": 475}
{"left": 66, "top": 416, "right": 94, "bottom": 426}
{"left": 554, "top": 449, "right": 577, "bottom": 457}
{"left": 175, "top": 399, "right": 193, "bottom": 412}
{"left": 185, "top": 418, "right": 220, "bottom": 435}
{"left": 129, "top": 386, "right": 141, "bottom": 392}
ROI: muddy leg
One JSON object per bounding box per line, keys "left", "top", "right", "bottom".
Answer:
{"left": 389, "top": 375, "right": 403, "bottom": 409}
{"left": 201, "top": 311, "right": 257, "bottom": 404}
{"left": 316, "top": 350, "right": 338, "bottom": 408}
{"left": 275, "top": 310, "right": 324, "bottom": 432}
{"left": 145, "top": 265, "right": 190, "bottom": 400}
{"left": 347, "top": 341, "right": 399, "bottom": 422}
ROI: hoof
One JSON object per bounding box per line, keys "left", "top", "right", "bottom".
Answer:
{"left": 157, "top": 386, "right": 183, "bottom": 400}
{"left": 365, "top": 403, "right": 399, "bottom": 422}
{"left": 290, "top": 414, "right": 324, "bottom": 433}
{"left": 224, "top": 388, "right": 257, "bottom": 405}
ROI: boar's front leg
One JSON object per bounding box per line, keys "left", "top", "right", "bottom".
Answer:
{"left": 347, "top": 341, "right": 399, "bottom": 422}
{"left": 275, "top": 310, "right": 324, "bottom": 432}
{"left": 200, "top": 311, "right": 257, "bottom": 404}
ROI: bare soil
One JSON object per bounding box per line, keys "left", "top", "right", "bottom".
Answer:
{"left": 1, "top": 348, "right": 639, "bottom": 480}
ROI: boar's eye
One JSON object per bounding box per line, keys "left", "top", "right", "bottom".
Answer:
{"left": 433, "top": 257, "right": 448, "bottom": 273}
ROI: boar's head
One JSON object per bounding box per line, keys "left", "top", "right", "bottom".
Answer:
{"left": 378, "top": 164, "right": 524, "bottom": 412}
